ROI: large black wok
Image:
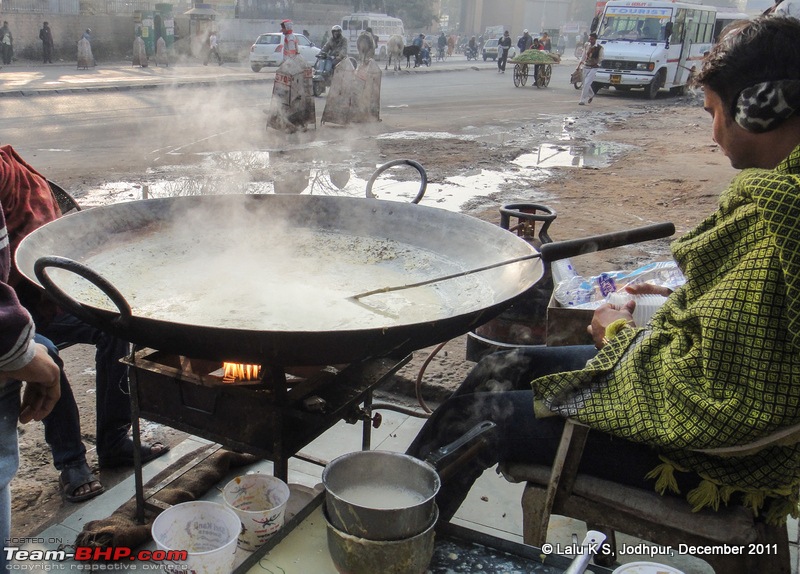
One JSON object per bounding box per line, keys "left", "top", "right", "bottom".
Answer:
{"left": 16, "top": 194, "right": 673, "bottom": 365}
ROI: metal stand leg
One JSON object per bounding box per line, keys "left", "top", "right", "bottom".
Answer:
{"left": 270, "top": 365, "right": 288, "bottom": 483}
{"left": 362, "top": 390, "right": 373, "bottom": 450}
{"left": 128, "top": 347, "right": 146, "bottom": 524}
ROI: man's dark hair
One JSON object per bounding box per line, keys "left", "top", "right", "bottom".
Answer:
{"left": 697, "top": 16, "right": 800, "bottom": 113}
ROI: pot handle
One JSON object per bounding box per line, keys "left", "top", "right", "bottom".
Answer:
{"left": 425, "top": 421, "right": 497, "bottom": 481}
{"left": 365, "top": 159, "right": 428, "bottom": 204}
{"left": 34, "top": 256, "right": 132, "bottom": 329}
{"left": 538, "top": 221, "right": 675, "bottom": 263}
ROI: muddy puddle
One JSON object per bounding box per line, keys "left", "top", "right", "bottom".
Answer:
{"left": 78, "top": 114, "right": 633, "bottom": 212}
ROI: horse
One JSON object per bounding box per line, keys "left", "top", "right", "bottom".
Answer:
{"left": 403, "top": 44, "right": 420, "bottom": 68}
{"left": 385, "top": 34, "right": 404, "bottom": 71}
{"left": 357, "top": 31, "right": 375, "bottom": 65}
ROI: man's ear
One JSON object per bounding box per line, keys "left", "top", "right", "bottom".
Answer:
{"left": 734, "top": 80, "right": 800, "bottom": 133}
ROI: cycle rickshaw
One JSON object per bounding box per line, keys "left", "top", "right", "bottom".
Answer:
{"left": 509, "top": 50, "right": 561, "bottom": 89}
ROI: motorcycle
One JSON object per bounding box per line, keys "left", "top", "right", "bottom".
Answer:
{"left": 465, "top": 45, "right": 478, "bottom": 61}
{"left": 312, "top": 53, "right": 334, "bottom": 97}
{"left": 418, "top": 45, "right": 431, "bottom": 67}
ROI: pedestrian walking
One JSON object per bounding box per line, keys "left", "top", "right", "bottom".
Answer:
{"left": 39, "top": 22, "right": 54, "bottom": 64}
{"left": 518, "top": 30, "right": 533, "bottom": 53}
{"left": 204, "top": 30, "right": 222, "bottom": 65}
{"left": 577, "top": 32, "right": 603, "bottom": 105}
{"left": 497, "top": 30, "right": 512, "bottom": 73}
{"left": 0, "top": 22, "right": 13, "bottom": 66}
{"left": 77, "top": 29, "right": 94, "bottom": 69}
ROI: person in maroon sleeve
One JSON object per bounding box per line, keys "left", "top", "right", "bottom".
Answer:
{"left": 0, "top": 144, "right": 168, "bottom": 504}
{"left": 0, "top": 196, "right": 60, "bottom": 568}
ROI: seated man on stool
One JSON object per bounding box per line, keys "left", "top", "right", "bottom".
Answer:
{"left": 407, "top": 16, "right": 800, "bottom": 527}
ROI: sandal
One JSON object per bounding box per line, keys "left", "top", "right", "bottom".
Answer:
{"left": 59, "top": 461, "right": 105, "bottom": 503}
{"left": 98, "top": 438, "right": 170, "bottom": 469}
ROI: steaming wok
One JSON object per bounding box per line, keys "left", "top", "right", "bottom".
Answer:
{"left": 16, "top": 194, "right": 673, "bottom": 365}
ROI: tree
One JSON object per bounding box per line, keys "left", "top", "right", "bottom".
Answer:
{"left": 353, "top": 0, "right": 386, "bottom": 11}
{"left": 386, "top": 0, "right": 437, "bottom": 30}
{"left": 352, "top": 0, "right": 437, "bottom": 30}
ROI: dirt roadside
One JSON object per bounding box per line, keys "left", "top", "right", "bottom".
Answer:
{"left": 9, "top": 95, "right": 736, "bottom": 539}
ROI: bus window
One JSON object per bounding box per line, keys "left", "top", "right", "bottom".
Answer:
{"left": 699, "top": 10, "right": 714, "bottom": 42}
{"left": 670, "top": 9, "right": 684, "bottom": 42}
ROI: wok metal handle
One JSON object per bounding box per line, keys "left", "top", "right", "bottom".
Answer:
{"left": 539, "top": 222, "right": 675, "bottom": 263}
{"left": 33, "top": 256, "right": 132, "bottom": 329}
{"left": 365, "top": 159, "right": 427, "bottom": 204}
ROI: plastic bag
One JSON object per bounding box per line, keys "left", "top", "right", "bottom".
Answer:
{"left": 553, "top": 260, "right": 685, "bottom": 307}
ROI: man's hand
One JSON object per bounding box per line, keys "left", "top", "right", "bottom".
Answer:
{"left": 4, "top": 343, "right": 60, "bottom": 423}
{"left": 587, "top": 301, "right": 636, "bottom": 349}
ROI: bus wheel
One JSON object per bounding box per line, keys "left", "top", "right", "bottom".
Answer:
{"left": 646, "top": 71, "right": 664, "bottom": 99}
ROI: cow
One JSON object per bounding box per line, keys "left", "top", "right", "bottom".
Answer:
{"left": 357, "top": 31, "right": 375, "bottom": 65}
{"left": 402, "top": 44, "right": 420, "bottom": 68}
{"left": 385, "top": 34, "right": 404, "bottom": 71}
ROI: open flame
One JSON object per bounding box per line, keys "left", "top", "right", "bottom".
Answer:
{"left": 223, "top": 362, "right": 262, "bottom": 383}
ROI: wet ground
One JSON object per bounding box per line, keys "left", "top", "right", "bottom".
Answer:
{"left": 76, "top": 112, "right": 629, "bottom": 216}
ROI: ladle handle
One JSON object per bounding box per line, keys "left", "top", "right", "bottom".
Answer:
{"left": 34, "top": 256, "right": 132, "bottom": 330}
{"left": 539, "top": 222, "right": 676, "bottom": 263}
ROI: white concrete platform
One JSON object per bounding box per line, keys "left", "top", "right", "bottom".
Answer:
{"left": 22, "top": 402, "right": 800, "bottom": 573}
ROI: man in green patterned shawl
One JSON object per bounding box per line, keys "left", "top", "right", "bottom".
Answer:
{"left": 408, "top": 16, "right": 800, "bottom": 526}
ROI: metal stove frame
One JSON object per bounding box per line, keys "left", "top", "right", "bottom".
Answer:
{"left": 124, "top": 346, "right": 410, "bottom": 522}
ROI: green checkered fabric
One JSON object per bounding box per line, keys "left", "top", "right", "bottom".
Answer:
{"left": 533, "top": 144, "right": 800, "bottom": 522}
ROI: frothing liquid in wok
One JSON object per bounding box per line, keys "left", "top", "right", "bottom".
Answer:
{"left": 50, "top": 224, "right": 498, "bottom": 331}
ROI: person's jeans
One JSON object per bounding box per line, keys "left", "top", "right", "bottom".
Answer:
{"left": 498, "top": 49, "right": 509, "bottom": 71}
{"left": 37, "top": 335, "right": 85, "bottom": 470}
{"left": 406, "top": 346, "right": 702, "bottom": 521}
{"left": 0, "top": 378, "right": 20, "bottom": 568}
{"left": 38, "top": 313, "right": 131, "bottom": 465}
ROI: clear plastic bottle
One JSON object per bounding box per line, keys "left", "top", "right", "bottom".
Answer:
{"left": 550, "top": 258, "right": 578, "bottom": 286}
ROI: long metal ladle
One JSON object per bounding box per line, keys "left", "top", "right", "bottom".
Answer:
{"left": 349, "top": 222, "right": 676, "bottom": 302}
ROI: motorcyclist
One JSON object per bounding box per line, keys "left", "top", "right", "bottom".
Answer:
{"left": 467, "top": 36, "right": 477, "bottom": 59}
{"left": 319, "top": 24, "right": 348, "bottom": 75}
{"left": 412, "top": 33, "right": 426, "bottom": 66}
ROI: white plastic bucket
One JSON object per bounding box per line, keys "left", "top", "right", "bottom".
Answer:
{"left": 222, "top": 474, "right": 291, "bottom": 551}
{"left": 151, "top": 501, "right": 240, "bottom": 574}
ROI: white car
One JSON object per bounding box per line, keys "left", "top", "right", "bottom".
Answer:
{"left": 249, "top": 33, "right": 321, "bottom": 72}
{"left": 482, "top": 39, "right": 517, "bottom": 61}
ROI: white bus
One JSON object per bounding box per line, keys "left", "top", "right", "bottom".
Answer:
{"left": 340, "top": 13, "right": 405, "bottom": 60}
{"left": 713, "top": 8, "right": 750, "bottom": 42}
{"left": 590, "top": 0, "right": 717, "bottom": 98}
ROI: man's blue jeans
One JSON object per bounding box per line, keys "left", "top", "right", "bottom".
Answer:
{"left": 0, "top": 378, "right": 20, "bottom": 569}
{"left": 406, "top": 345, "right": 703, "bottom": 521}
{"left": 38, "top": 314, "right": 131, "bottom": 468}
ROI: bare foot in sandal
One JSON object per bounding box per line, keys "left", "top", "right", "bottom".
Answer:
{"left": 59, "top": 460, "right": 104, "bottom": 503}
